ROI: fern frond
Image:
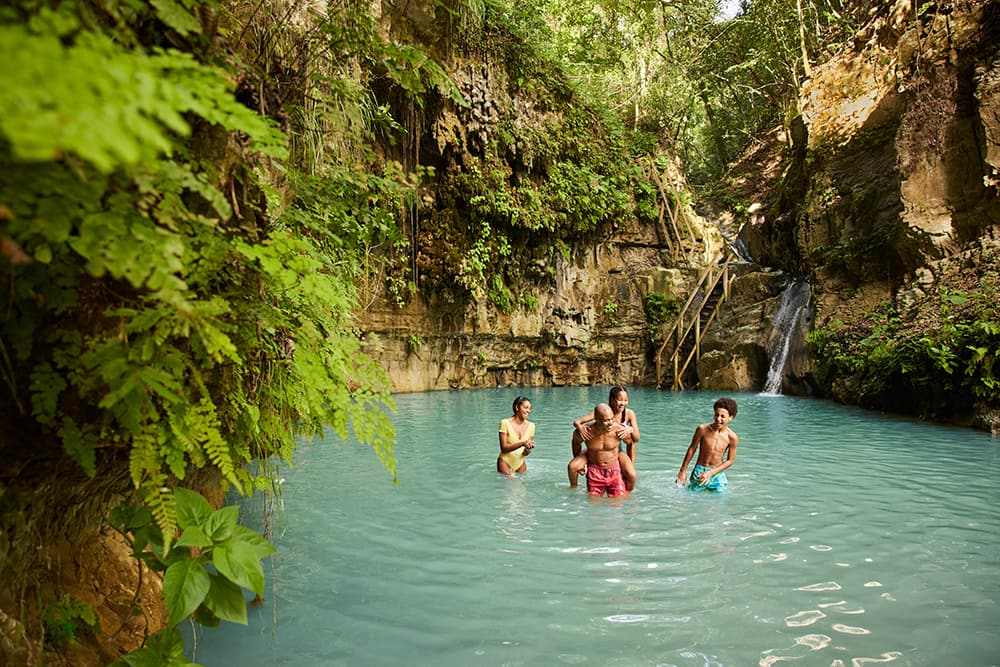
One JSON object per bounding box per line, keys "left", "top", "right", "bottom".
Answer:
{"left": 129, "top": 431, "right": 164, "bottom": 488}
{"left": 168, "top": 399, "right": 242, "bottom": 492}
{"left": 194, "top": 400, "right": 241, "bottom": 493}
{"left": 140, "top": 478, "right": 176, "bottom": 554}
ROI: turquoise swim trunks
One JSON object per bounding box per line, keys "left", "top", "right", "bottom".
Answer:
{"left": 689, "top": 464, "right": 727, "bottom": 492}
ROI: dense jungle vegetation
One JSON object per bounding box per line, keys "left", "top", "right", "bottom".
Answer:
{"left": 6, "top": 0, "right": 995, "bottom": 664}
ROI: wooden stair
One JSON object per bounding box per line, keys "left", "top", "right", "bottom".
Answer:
{"left": 655, "top": 252, "right": 736, "bottom": 390}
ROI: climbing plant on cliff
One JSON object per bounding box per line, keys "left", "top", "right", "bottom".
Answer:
{"left": 808, "top": 286, "right": 1000, "bottom": 418}
{"left": 0, "top": 0, "right": 457, "bottom": 661}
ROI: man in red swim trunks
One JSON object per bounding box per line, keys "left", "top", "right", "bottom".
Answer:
{"left": 583, "top": 403, "right": 628, "bottom": 497}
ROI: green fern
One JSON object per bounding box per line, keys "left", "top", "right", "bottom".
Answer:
{"left": 140, "top": 479, "right": 177, "bottom": 554}
{"left": 130, "top": 432, "right": 165, "bottom": 490}
{"left": 2, "top": 1, "right": 404, "bottom": 662}
{"left": 58, "top": 418, "right": 97, "bottom": 477}
{"left": 29, "top": 362, "right": 66, "bottom": 426}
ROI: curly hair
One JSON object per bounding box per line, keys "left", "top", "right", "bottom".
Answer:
{"left": 714, "top": 397, "right": 738, "bottom": 417}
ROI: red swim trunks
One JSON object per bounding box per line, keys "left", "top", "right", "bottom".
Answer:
{"left": 586, "top": 460, "right": 627, "bottom": 497}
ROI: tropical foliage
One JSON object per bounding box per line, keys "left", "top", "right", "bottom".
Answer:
{"left": 528, "top": 0, "right": 871, "bottom": 180}
{"left": 808, "top": 288, "right": 1000, "bottom": 416}
{"left": 0, "top": 0, "right": 450, "bottom": 661}
{"left": 1, "top": 0, "right": 973, "bottom": 662}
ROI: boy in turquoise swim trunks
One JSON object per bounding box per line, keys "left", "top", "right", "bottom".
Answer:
{"left": 674, "top": 397, "right": 739, "bottom": 492}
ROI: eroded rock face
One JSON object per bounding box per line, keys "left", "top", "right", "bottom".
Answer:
{"left": 361, "top": 34, "right": 734, "bottom": 392}
{"left": 361, "top": 236, "right": 705, "bottom": 392}
{"left": 737, "top": 1, "right": 1000, "bottom": 427}
{"left": 0, "top": 470, "right": 168, "bottom": 667}
{"left": 697, "top": 268, "right": 803, "bottom": 392}
{"left": 790, "top": 1, "right": 997, "bottom": 292}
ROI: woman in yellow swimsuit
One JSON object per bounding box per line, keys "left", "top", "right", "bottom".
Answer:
{"left": 497, "top": 396, "right": 536, "bottom": 477}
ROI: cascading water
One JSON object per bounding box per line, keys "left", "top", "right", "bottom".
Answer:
{"left": 762, "top": 280, "right": 811, "bottom": 395}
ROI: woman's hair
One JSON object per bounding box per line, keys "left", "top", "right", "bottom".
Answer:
{"left": 512, "top": 395, "right": 530, "bottom": 412}
{"left": 608, "top": 385, "right": 628, "bottom": 403}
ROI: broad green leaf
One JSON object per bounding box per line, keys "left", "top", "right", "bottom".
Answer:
{"left": 232, "top": 525, "right": 277, "bottom": 560}
{"left": 202, "top": 573, "right": 249, "bottom": 624}
{"left": 163, "top": 558, "right": 211, "bottom": 626}
{"left": 203, "top": 504, "right": 239, "bottom": 542}
{"left": 192, "top": 604, "right": 221, "bottom": 628}
{"left": 160, "top": 546, "right": 191, "bottom": 569}
{"left": 212, "top": 539, "right": 266, "bottom": 596}
{"left": 128, "top": 507, "right": 154, "bottom": 530}
{"left": 148, "top": 0, "right": 201, "bottom": 36}
{"left": 119, "top": 626, "right": 200, "bottom": 667}
{"left": 173, "top": 487, "right": 213, "bottom": 530}
{"left": 175, "top": 526, "right": 212, "bottom": 549}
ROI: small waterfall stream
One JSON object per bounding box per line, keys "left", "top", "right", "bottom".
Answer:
{"left": 762, "top": 280, "right": 811, "bottom": 395}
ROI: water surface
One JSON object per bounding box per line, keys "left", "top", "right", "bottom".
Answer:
{"left": 187, "top": 388, "right": 1000, "bottom": 666}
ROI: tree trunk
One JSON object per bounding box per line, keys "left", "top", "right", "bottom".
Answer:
{"left": 698, "top": 89, "right": 728, "bottom": 169}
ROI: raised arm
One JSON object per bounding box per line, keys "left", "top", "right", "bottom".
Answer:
{"left": 572, "top": 411, "right": 596, "bottom": 435}
{"left": 498, "top": 421, "right": 528, "bottom": 453}
{"left": 571, "top": 411, "right": 596, "bottom": 457}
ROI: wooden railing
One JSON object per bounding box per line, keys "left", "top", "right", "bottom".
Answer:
{"left": 655, "top": 252, "right": 736, "bottom": 390}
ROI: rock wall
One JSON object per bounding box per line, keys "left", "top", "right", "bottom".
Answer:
{"left": 0, "top": 465, "right": 170, "bottom": 666}
{"left": 746, "top": 0, "right": 999, "bottom": 290}
{"left": 735, "top": 0, "right": 1000, "bottom": 428}
{"left": 362, "top": 6, "right": 750, "bottom": 393}
{"left": 361, "top": 229, "right": 730, "bottom": 392}
{"left": 698, "top": 267, "right": 804, "bottom": 393}
{"left": 368, "top": 2, "right": 998, "bottom": 411}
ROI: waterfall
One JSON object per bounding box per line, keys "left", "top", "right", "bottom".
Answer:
{"left": 729, "top": 236, "right": 754, "bottom": 263}
{"left": 762, "top": 280, "right": 811, "bottom": 395}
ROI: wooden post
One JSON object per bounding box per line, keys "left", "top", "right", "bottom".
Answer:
{"left": 673, "top": 351, "right": 680, "bottom": 390}
{"left": 695, "top": 314, "right": 701, "bottom": 364}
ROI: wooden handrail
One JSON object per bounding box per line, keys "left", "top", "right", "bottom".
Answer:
{"left": 671, "top": 271, "right": 730, "bottom": 389}
{"left": 655, "top": 252, "right": 735, "bottom": 389}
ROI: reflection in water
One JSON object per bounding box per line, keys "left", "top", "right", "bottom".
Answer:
{"left": 494, "top": 476, "right": 537, "bottom": 539}
{"left": 186, "top": 389, "right": 1000, "bottom": 666}
{"left": 785, "top": 609, "right": 826, "bottom": 626}
{"left": 796, "top": 581, "right": 842, "bottom": 591}
{"left": 832, "top": 623, "right": 871, "bottom": 635}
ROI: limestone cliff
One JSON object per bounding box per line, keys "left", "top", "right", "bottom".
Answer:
{"left": 363, "top": 0, "right": 999, "bottom": 435}
{"left": 360, "top": 4, "right": 737, "bottom": 393}
{"left": 733, "top": 0, "right": 1000, "bottom": 429}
